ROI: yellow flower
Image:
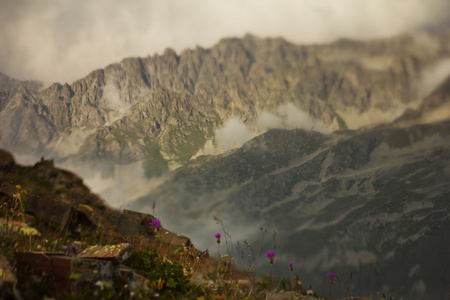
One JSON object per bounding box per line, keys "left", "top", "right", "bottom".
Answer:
{"left": 151, "top": 278, "right": 164, "bottom": 290}
{"left": 16, "top": 185, "right": 21, "bottom": 189}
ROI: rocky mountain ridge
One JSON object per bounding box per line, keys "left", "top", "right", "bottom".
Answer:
{"left": 1, "top": 28, "right": 450, "bottom": 176}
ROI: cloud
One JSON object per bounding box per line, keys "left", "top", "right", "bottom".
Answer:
{"left": 50, "top": 128, "right": 96, "bottom": 157}
{"left": 418, "top": 58, "right": 450, "bottom": 98}
{"left": 256, "top": 111, "right": 284, "bottom": 130}
{"left": 102, "top": 79, "right": 122, "bottom": 110}
{"left": 257, "top": 103, "right": 330, "bottom": 133}
{"left": 102, "top": 77, "right": 133, "bottom": 125}
{"left": 277, "top": 104, "right": 330, "bottom": 133}
{"left": 0, "top": 0, "right": 449, "bottom": 84}
{"left": 198, "top": 104, "right": 329, "bottom": 155}
{"left": 214, "top": 118, "right": 254, "bottom": 151}
{"left": 78, "top": 161, "right": 168, "bottom": 209}
{"left": 337, "top": 99, "right": 421, "bottom": 129}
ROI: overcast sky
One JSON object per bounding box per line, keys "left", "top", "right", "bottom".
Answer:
{"left": 1, "top": 0, "right": 449, "bottom": 84}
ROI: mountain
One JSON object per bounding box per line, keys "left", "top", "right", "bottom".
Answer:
{"left": 1, "top": 28, "right": 450, "bottom": 177}
{"left": 128, "top": 72, "right": 450, "bottom": 299}
{"left": 0, "top": 72, "right": 42, "bottom": 91}
{"left": 129, "top": 119, "right": 450, "bottom": 299}
{"left": 1, "top": 27, "right": 450, "bottom": 299}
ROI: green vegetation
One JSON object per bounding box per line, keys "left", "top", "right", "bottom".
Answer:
{"left": 142, "top": 138, "right": 169, "bottom": 178}
{"left": 163, "top": 122, "right": 211, "bottom": 164}
{"left": 123, "top": 249, "right": 195, "bottom": 298}
{"left": 0, "top": 185, "right": 287, "bottom": 299}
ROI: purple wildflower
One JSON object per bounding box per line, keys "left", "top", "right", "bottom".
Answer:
{"left": 150, "top": 218, "right": 162, "bottom": 229}
{"left": 214, "top": 233, "right": 221, "bottom": 243}
{"left": 63, "top": 244, "right": 80, "bottom": 255}
{"left": 289, "top": 262, "right": 294, "bottom": 271}
{"left": 265, "top": 250, "right": 276, "bottom": 264}
{"left": 327, "top": 272, "right": 336, "bottom": 284}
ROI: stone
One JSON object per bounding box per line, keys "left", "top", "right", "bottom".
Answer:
{"left": 15, "top": 250, "right": 146, "bottom": 294}
{"left": 265, "top": 291, "right": 311, "bottom": 299}
{"left": 26, "top": 191, "right": 72, "bottom": 227}
{"left": 77, "top": 243, "right": 132, "bottom": 263}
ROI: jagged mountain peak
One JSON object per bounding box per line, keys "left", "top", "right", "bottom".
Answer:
{"left": 1, "top": 29, "right": 450, "bottom": 173}
{"left": 0, "top": 72, "right": 43, "bottom": 91}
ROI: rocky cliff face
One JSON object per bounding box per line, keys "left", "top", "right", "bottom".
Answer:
{"left": 1, "top": 28, "right": 450, "bottom": 174}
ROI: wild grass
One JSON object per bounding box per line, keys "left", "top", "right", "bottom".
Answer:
{"left": 0, "top": 184, "right": 399, "bottom": 299}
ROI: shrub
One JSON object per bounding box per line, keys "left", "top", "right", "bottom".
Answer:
{"left": 123, "top": 248, "right": 194, "bottom": 297}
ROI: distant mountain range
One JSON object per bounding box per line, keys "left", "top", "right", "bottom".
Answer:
{"left": 1, "top": 27, "right": 449, "bottom": 171}
{"left": 1, "top": 27, "right": 450, "bottom": 299}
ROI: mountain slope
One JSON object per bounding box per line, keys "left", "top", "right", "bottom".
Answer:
{"left": 129, "top": 120, "right": 450, "bottom": 299}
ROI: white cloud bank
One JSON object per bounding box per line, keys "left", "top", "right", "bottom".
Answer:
{"left": 102, "top": 78, "right": 133, "bottom": 125}
{"left": 194, "top": 103, "right": 329, "bottom": 156}
{"left": 215, "top": 118, "right": 254, "bottom": 150}
{"left": 0, "top": 0, "right": 449, "bottom": 84}
{"left": 418, "top": 58, "right": 450, "bottom": 98}
{"left": 260, "top": 103, "right": 330, "bottom": 133}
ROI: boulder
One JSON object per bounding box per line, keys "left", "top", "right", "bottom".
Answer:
{"left": 15, "top": 250, "right": 147, "bottom": 294}
{"left": 77, "top": 243, "right": 132, "bottom": 263}
{"left": 26, "top": 190, "right": 72, "bottom": 227}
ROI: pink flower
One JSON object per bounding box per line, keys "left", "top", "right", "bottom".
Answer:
{"left": 150, "top": 218, "right": 162, "bottom": 228}
{"left": 327, "top": 272, "right": 336, "bottom": 284}
{"left": 214, "top": 233, "right": 221, "bottom": 243}
{"left": 265, "top": 250, "right": 275, "bottom": 263}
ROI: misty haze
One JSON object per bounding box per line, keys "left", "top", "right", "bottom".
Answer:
{"left": 1, "top": 0, "right": 450, "bottom": 299}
